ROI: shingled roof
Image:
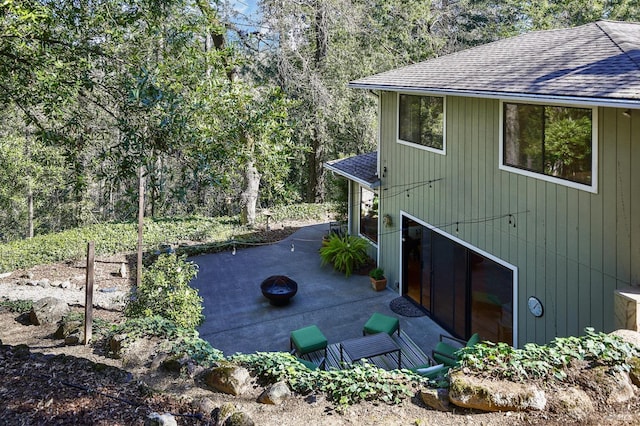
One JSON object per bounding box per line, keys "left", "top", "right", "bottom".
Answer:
{"left": 349, "top": 21, "right": 640, "bottom": 107}
{"left": 324, "top": 152, "right": 379, "bottom": 189}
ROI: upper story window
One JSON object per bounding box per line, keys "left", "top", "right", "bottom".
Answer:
{"left": 398, "top": 93, "right": 445, "bottom": 153}
{"left": 501, "top": 101, "right": 597, "bottom": 192}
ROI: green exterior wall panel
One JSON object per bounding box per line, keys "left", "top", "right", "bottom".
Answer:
{"left": 371, "top": 91, "right": 637, "bottom": 347}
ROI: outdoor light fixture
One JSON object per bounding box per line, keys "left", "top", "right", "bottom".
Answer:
{"left": 623, "top": 109, "right": 631, "bottom": 118}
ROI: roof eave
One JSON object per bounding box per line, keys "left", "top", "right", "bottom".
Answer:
{"left": 323, "top": 162, "right": 380, "bottom": 189}
{"left": 348, "top": 83, "right": 640, "bottom": 109}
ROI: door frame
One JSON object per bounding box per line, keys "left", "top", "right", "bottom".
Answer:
{"left": 398, "top": 211, "right": 519, "bottom": 347}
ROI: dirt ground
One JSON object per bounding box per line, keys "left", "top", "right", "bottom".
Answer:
{"left": 1, "top": 225, "right": 639, "bottom": 425}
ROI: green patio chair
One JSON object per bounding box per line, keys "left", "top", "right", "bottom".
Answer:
{"left": 409, "top": 363, "right": 450, "bottom": 380}
{"left": 432, "top": 333, "right": 480, "bottom": 367}
{"left": 362, "top": 312, "right": 400, "bottom": 336}
{"left": 290, "top": 325, "right": 328, "bottom": 359}
{"left": 295, "top": 355, "right": 326, "bottom": 371}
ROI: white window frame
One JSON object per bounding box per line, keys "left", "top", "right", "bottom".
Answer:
{"left": 358, "top": 186, "right": 379, "bottom": 246}
{"left": 499, "top": 99, "right": 598, "bottom": 193}
{"left": 397, "top": 92, "right": 446, "bottom": 155}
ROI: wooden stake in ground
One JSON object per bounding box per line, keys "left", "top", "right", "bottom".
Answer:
{"left": 137, "top": 165, "right": 144, "bottom": 287}
{"left": 84, "top": 242, "right": 94, "bottom": 345}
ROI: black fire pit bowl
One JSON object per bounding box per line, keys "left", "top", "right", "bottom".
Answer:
{"left": 261, "top": 275, "right": 298, "bottom": 306}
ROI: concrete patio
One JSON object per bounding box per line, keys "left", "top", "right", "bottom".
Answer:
{"left": 190, "top": 223, "right": 448, "bottom": 364}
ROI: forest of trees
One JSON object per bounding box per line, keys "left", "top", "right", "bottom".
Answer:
{"left": 1, "top": 0, "right": 638, "bottom": 242}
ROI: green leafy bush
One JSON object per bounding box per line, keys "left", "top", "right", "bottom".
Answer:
{"left": 233, "top": 352, "right": 420, "bottom": 409}
{"left": 0, "top": 298, "right": 33, "bottom": 313}
{"left": 107, "top": 316, "right": 223, "bottom": 366}
{"left": 458, "top": 327, "right": 640, "bottom": 382}
{"left": 319, "top": 233, "right": 369, "bottom": 277}
{"left": 0, "top": 203, "right": 336, "bottom": 273}
{"left": 124, "top": 254, "right": 204, "bottom": 329}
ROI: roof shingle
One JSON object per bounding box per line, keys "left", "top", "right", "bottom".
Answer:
{"left": 350, "top": 21, "right": 640, "bottom": 104}
{"left": 324, "top": 152, "right": 379, "bottom": 188}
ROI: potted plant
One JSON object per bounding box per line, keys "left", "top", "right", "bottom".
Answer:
{"left": 369, "top": 267, "right": 387, "bottom": 291}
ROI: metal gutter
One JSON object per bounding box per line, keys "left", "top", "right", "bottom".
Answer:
{"left": 347, "top": 83, "right": 640, "bottom": 109}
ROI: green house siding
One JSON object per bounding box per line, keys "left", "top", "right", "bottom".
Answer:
{"left": 376, "top": 91, "right": 640, "bottom": 346}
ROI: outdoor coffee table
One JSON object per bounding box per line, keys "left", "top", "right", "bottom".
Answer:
{"left": 340, "top": 332, "right": 401, "bottom": 369}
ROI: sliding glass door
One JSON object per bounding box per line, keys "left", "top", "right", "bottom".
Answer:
{"left": 402, "top": 216, "right": 514, "bottom": 344}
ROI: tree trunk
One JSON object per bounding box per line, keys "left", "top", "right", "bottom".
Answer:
{"left": 305, "top": 1, "right": 328, "bottom": 203}
{"left": 240, "top": 160, "right": 261, "bottom": 227}
{"left": 307, "top": 124, "right": 326, "bottom": 203}
{"left": 27, "top": 180, "right": 34, "bottom": 239}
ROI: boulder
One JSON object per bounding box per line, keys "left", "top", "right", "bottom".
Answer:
{"left": 224, "top": 412, "right": 254, "bottom": 426}
{"left": 54, "top": 319, "right": 83, "bottom": 339}
{"left": 145, "top": 412, "right": 177, "bottom": 426}
{"left": 548, "top": 386, "right": 594, "bottom": 421}
{"left": 449, "top": 371, "right": 547, "bottom": 412}
{"left": 419, "top": 387, "right": 451, "bottom": 411}
{"left": 109, "top": 333, "right": 128, "bottom": 357}
{"left": 580, "top": 366, "right": 636, "bottom": 405}
{"left": 64, "top": 334, "right": 81, "bottom": 346}
{"left": 29, "top": 297, "right": 69, "bottom": 326}
{"left": 257, "top": 381, "right": 291, "bottom": 405}
{"left": 610, "top": 329, "right": 640, "bottom": 349}
{"left": 194, "top": 397, "right": 217, "bottom": 417}
{"left": 610, "top": 329, "right": 640, "bottom": 387}
{"left": 628, "top": 357, "right": 640, "bottom": 387}
{"left": 204, "top": 365, "right": 251, "bottom": 396}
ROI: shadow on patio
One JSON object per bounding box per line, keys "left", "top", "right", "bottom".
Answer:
{"left": 190, "top": 223, "right": 448, "bottom": 370}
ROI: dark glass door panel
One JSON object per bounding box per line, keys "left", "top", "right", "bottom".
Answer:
{"left": 470, "top": 254, "right": 513, "bottom": 345}
{"left": 402, "top": 217, "right": 422, "bottom": 304}
{"left": 401, "top": 215, "right": 514, "bottom": 344}
{"left": 431, "top": 232, "right": 467, "bottom": 336}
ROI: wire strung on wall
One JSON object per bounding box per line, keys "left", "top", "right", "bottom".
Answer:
{"left": 382, "top": 177, "right": 444, "bottom": 200}
{"left": 373, "top": 210, "right": 529, "bottom": 240}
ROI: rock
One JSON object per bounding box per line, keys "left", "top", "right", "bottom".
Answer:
{"left": 419, "top": 387, "right": 451, "bottom": 411}
{"left": 59, "top": 280, "right": 71, "bottom": 289}
{"left": 194, "top": 397, "right": 217, "bottom": 417}
{"left": 581, "top": 366, "right": 636, "bottom": 405}
{"left": 109, "top": 333, "right": 128, "bottom": 357}
{"left": 628, "top": 357, "right": 640, "bottom": 387}
{"left": 203, "top": 365, "right": 251, "bottom": 396}
{"left": 29, "top": 297, "right": 69, "bottom": 326}
{"left": 449, "top": 371, "right": 547, "bottom": 412}
{"left": 120, "top": 338, "right": 155, "bottom": 368}
{"left": 0, "top": 272, "right": 12, "bottom": 279}
{"left": 212, "top": 403, "right": 236, "bottom": 424}
{"left": 224, "top": 411, "right": 254, "bottom": 426}
{"left": 37, "top": 278, "right": 50, "bottom": 288}
{"left": 54, "top": 320, "right": 83, "bottom": 339}
{"left": 150, "top": 353, "right": 169, "bottom": 370}
{"left": 610, "top": 329, "right": 640, "bottom": 349}
{"left": 64, "top": 334, "right": 81, "bottom": 346}
{"left": 257, "top": 380, "right": 291, "bottom": 405}
{"left": 119, "top": 263, "right": 128, "bottom": 278}
{"left": 548, "top": 387, "right": 594, "bottom": 421}
{"left": 162, "top": 355, "right": 187, "bottom": 372}
{"left": 145, "top": 412, "right": 177, "bottom": 426}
